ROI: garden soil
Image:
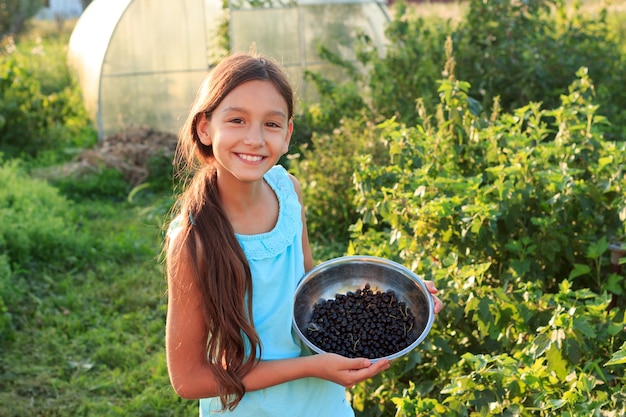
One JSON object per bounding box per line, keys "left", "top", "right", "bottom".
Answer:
{"left": 38, "top": 126, "right": 178, "bottom": 186}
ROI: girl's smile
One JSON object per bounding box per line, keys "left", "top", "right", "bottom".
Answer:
{"left": 237, "top": 153, "right": 264, "bottom": 163}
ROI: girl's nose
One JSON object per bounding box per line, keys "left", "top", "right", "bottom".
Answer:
{"left": 243, "top": 124, "right": 265, "bottom": 146}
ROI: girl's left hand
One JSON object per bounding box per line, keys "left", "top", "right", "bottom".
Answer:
{"left": 424, "top": 280, "right": 444, "bottom": 314}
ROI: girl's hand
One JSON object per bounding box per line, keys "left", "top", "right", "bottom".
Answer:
{"left": 424, "top": 280, "right": 444, "bottom": 314}
{"left": 312, "top": 353, "right": 390, "bottom": 388}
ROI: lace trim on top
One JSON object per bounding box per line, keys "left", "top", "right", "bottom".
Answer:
{"left": 236, "top": 165, "right": 301, "bottom": 260}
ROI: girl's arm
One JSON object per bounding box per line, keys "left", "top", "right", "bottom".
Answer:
{"left": 166, "top": 229, "right": 389, "bottom": 400}
{"left": 166, "top": 230, "right": 221, "bottom": 399}
{"left": 241, "top": 352, "right": 389, "bottom": 392}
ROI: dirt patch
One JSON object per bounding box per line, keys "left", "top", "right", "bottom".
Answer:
{"left": 38, "top": 126, "right": 178, "bottom": 186}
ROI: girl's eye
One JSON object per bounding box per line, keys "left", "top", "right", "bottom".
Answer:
{"left": 266, "top": 121, "right": 281, "bottom": 128}
{"left": 229, "top": 118, "right": 244, "bottom": 124}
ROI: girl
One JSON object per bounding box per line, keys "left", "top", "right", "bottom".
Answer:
{"left": 165, "top": 52, "right": 443, "bottom": 416}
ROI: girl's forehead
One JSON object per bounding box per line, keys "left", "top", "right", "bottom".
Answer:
{"left": 219, "top": 80, "right": 288, "bottom": 112}
{"left": 227, "top": 79, "right": 280, "bottom": 95}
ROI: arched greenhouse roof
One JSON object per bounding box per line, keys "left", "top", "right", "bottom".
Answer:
{"left": 68, "top": 0, "right": 390, "bottom": 140}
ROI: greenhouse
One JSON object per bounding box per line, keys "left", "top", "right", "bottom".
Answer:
{"left": 68, "top": 0, "right": 390, "bottom": 140}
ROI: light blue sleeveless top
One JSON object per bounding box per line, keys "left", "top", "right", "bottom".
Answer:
{"left": 199, "top": 165, "right": 353, "bottom": 417}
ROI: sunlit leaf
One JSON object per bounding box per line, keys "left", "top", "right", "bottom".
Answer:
{"left": 605, "top": 343, "right": 626, "bottom": 366}
{"left": 546, "top": 344, "right": 569, "bottom": 379}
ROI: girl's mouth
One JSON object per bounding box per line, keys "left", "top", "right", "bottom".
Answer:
{"left": 237, "top": 153, "right": 264, "bottom": 162}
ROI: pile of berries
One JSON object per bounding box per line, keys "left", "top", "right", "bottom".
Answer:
{"left": 304, "top": 283, "right": 419, "bottom": 359}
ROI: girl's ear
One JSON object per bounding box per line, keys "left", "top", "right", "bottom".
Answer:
{"left": 282, "top": 120, "right": 294, "bottom": 154}
{"left": 197, "top": 115, "right": 212, "bottom": 147}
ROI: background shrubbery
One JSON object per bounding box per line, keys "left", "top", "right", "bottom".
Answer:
{"left": 1, "top": 0, "right": 625, "bottom": 415}
{"left": 344, "top": 63, "right": 626, "bottom": 416}
{"left": 299, "top": 0, "right": 626, "bottom": 139}
{"left": 0, "top": 20, "right": 96, "bottom": 162}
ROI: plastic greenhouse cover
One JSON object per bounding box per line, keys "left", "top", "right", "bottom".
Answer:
{"left": 69, "top": 0, "right": 223, "bottom": 139}
{"left": 230, "top": 2, "right": 388, "bottom": 100}
{"left": 68, "top": 0, "right": 133, "bottom": 136}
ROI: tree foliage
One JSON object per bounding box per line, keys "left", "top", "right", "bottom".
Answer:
{"left": 0, "top": 0, "right": 44, "bottom": 37}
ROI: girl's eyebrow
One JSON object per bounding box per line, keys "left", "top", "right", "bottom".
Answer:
{"left": 220, "top": 106, "right": 288, "bottom": 120}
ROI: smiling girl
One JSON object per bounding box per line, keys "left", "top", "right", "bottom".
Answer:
{"left": 164, "top": 52, "right": 441, "bottom": 416}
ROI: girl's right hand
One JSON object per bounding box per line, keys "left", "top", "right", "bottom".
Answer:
{"left": 312, "top": 353, "right": 390, "bottom": 388}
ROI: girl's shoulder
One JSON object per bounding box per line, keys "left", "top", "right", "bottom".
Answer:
{"left": 167, "top": 216, "right": 182, "bottom": 237}
{"left": 265, "top": 164, "right": 289, "bottom": 183}
{"left": 265, "top": 165, "right": 300, "bottom": 199}
{"left": 166, "top": 213, "right": 193, "bottom": 244}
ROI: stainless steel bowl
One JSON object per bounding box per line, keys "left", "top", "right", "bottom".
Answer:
{"left": 293, "top": 255, "right": 434, "bottom": 361}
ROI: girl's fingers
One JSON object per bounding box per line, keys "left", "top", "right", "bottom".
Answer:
{"left": 340, "top": 358, "right": 390, "bottom": 388}
{"left": 342, "top": 357, "right": 371, "bottom": 370}
{"left": 433, "top": 295, "right": 444, "bottom": 314}
{"left": 423, "top": 280, "right": 444, "bottom": 314}
{"left": 424, "top": 279, "right": 438, "bottom": 294}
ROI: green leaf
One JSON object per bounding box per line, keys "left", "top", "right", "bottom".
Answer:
{"left": 605, "top": 342, "right": 626, "bottom": 366}
{"left": 546, "top": 398, "right": 567, "bottom": 410}
{"left": 546, "top": 344, "right": 569, "bottom": 379}
{"left": 597, "top": 156, "right": 613, "bottom": 170}
{"left": 608, "top": 321, "right": 624, "bottom": 337}
{"left": 532, "top": 333, "right": 550, "bottom": 358}
{"left": 127, "top": 182, "right": 152, "bottom": 203}
{"left": 604, "top": 273, "right": 624, "bottom": 295}
{"left": 572, "top": 316, "right": 596, "bottom": 338}
{"left": 587, "top": 236, "right": 608, "bottom": 259}
{"left": 568, "top": 263, "right": 591, "bottom": 280}
{"left": 467, "top": 96, "right": 483, "bottom": 116}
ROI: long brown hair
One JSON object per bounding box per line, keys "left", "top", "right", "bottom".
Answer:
{"left": 167, "top": 53, "right": 295, "bottom": 410}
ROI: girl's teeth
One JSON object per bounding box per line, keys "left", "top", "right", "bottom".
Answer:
{"left": 239, "top": 154, "right": 262, "bottom": 162}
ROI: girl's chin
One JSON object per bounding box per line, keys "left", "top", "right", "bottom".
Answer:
{"left": 219, "top": 166, "right": 270, "bottom": 183}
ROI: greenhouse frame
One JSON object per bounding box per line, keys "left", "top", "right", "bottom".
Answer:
{"left": 68, "top": 0, "right": 390, "bottom": 140}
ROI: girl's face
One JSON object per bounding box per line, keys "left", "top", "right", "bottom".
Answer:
{"left": 197, "top": 79, "right": 293, "bottom": 184}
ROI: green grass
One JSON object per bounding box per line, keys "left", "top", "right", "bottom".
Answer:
{"left": 0, "top": 196, "right": 197, "bottom": 416}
